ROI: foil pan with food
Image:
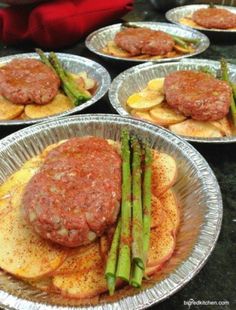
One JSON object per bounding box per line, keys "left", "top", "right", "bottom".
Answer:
{"left": 109, "top": 58, "right": 236, "bottom": 143}
{"left": 0, "top": 114, "right": 222, "bottom": 309}
{"left": 85, "top": 22, "right": 209, "bottom": 63}
{"left": 0, "top": 51, "right": 110, "bottom": 126}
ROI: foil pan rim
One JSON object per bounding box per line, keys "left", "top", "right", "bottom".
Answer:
{"left": 0, "top": 114, "right": 222, "bottom": 309}
{"left": 166, "top": 4, "right": 236, "bottom": 33}
{"left": 108, "top": 59, "right": 236, "bottom": 143}
{"left": 0, "top": 53, "right": 111, "bottom": 126}
{"left": 85, "top": 22, "right": 210, "bottom": 63}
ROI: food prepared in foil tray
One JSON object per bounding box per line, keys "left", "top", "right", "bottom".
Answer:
{"left": 0, "top": 133, "right": 180, "bottom": 303}
{"left": 0, "top": 50, "right": 97, "bottom": 121}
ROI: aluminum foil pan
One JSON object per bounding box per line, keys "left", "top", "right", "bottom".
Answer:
{"left": 85, "top": 22, "right": 210, "bottom": 63}
{"left": 0, "top": 114, "right": 222, "bottom": 309}
{"left": 0, "top": 53, "right": 111, "bottom": 126}
{"left": 109, "top": 58, "right": 236, "bottom": 143}
{"left": 166, "top": 4, "right": 236, "bottom": 33}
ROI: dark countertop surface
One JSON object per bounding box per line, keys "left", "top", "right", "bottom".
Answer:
{"left": 0, "top": 1, "right": 235, "bottom": 309}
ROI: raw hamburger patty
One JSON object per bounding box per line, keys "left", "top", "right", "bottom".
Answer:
{"left": 164, "top": 70, "right": 232, "bottom": 121}
{"left": 114, "top": 27, "right": 175, "bottom": 56}
{"left": 22, "top": 137, "right": 121, "bottom": 247}
{"left": 192, "top": 8, "right": 236, "bottom": 29}
{"left": 0, "top": 58, "right": 60, "bottom": 105}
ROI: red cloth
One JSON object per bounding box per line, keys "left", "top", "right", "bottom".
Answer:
{"left": 0, "top": 0, "right": 133, "bottom": 48}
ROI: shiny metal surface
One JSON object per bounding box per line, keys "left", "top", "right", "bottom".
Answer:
{"left": 0, "top": 114, "right": 222, "bottom": 309}
{"left": 85, "top": 22, "right": 210, "bottom": 63}
{"left": 166, "top": 4, "right": 236, "bottom": 33}
{"left": 109, "top": 58, "right": 236, "bottom": 143}
{"left": 0, "top": 53, "right": 111, "bottom": 126}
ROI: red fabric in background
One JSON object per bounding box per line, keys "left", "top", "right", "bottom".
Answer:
{"left": 0, "top": 0, "right": 133, "bottom": 48}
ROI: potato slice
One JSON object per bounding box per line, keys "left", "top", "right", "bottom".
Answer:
{"left": 25, "top": 93, "right": 73, "bottom": 119}
{"left": 147, "top": 211, "right": 175, "bottom": 268}
{"left": 151, "top": 195, "right": 164, "bottom": 229}
{"left": 70, "top": 72, "right": 95, "bottom": 91}
{"left": 174, "top": 44, "right": 194, "bottom": 54}
{"left": 152, "top": 150, "right": 177, "bottom": 196}
{"left": 28, "top": 277, "right": 58, "bottom": 293}
{"left": 0, "top": 198, "right": 67, "bottom": 279}
{"left": 0, "top": 96, "right": 24, "bottom": 120}
{"left": 159, "top": 189, "right": 180, "bottom": 236}
{"left": 53, "top": 261, "right": 107, "bottom": 298}
{"left": 150, "top": 105, "right": 186, "bottom": 126}
{"left": 103, "top": 40, "right": 131, "bottom": 58}
{"left": 169, "top": 119, "right": 223, "bottom": 138}
{"left": 147, "top": 78, "right": 165, "bottom": 92}
{"left": 0, "top": 159, "right": 67, "bottom": 279}
{"left": 53, "top": 242, "right": 100, "bottom": 275}
{"left": 210, "top": 117, "right": 232, "bottom": 136}
{"left": 130, "top": 109, "right": 159, "bottom": 124}
{"left": 127, "top": 89, "right": 164, "bottom": 111}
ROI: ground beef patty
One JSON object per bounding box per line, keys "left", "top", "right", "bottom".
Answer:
{"left": 114, "top": 27, "right": 175, "bottom": 56}
{"left": 192, "top": 8, "right": 236, "bottom": 29}
{"left": 0, "top": 58, "right": 60, "bottom": 105}
{"left": 22, "top": 137, "right": 121, "bottom": 247}
{"left": 164, "top": 70, "right": 232, "bottom": 121}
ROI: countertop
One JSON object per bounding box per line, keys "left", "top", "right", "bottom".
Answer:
{"left": 0, "top": 1, "right": 235, "bottom": 309}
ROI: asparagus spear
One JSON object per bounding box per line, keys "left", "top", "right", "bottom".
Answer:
{"left": 131, "top": 137, "right": 144, "bottom": 270}
{"left": 220, "top": 58, "right": 236, "bottom": 126}
{"left": 142, "top": 144, "right": 152, "bottom": 264}
{"left": 35, "top": 48, "right": 55, "bottom": 72}
{"left": 105, "top": 220, "right": 121, "bottom": 295}
{"left": 49, "top": 52, "right": 91, "bottom": 105}
{"left": 116, "top": 130, "right": 132, "bottom": 282}
{"left": 122, "top": 22, "right": 199, "bottom": 46}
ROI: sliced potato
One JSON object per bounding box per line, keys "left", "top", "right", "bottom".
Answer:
{"left": 127, "top": 89, "right": 164, "bottom": 110}
{"left": 28, "top": 277, "right": 58, "bottom": 293}
{"left": 150, "top": 105, "right": 186, "bottom": 126}
{"left": 159, "top": 189, "right": 180, "bottom": 236}
{"left": 25, "top": 93, "right": 73, "bottom": 119}
{"left": 53, "top": 242, "right": 100, "bottom": 275}
{"left": 210, "top": 117, "right": 232, "bottom": 136}
{"left": 147, "top": 78, "right": 165, "bottom": 92}
{"left": 169, "top": 119, "right": 223, "bottom": 138}
{"left": 147, "top": 211, "right": 175, "bottom": 268}
{"left": 151, "top": 195, "right": 164, "bottom": 229}
{"left": 0, "top": 96, "right": 24, "bottom": 120}
{"left": 103, "top": 40, "right": 131, "bottom": 58}
{"left": 179, "top": 16, "right": 200, "bottom": 29}
{"left": 70, "top": 72, "right": 95, "bottom": 91}
{"left": 0, "top": 196, "right": 67, "bottom": 279}
{"left": 152, "top": 150, "right": 177, "bottom": 196}
{"left": 53, "top": 261, "right": 107, "bottom": 298}
{"left": 174, "top": 44, "right": 194, "bottom": 54}
{"left": 130, "top": 109, "right": 159, "bottom": 124}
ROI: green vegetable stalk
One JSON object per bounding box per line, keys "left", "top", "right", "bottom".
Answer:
{"left": 116, "top": 129, "right": 132, "bottom": 282}
{"left": 220, "top": 58, "right": 236, "bottom": 126}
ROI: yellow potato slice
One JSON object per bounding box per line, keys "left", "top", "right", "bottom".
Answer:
{"left": 147, "top": 211, "right": 175, "bottom": 268}
{"left": 127, "top": 89, "right": 164, "bottom": 111}
{"left": 151, "top": 195, "right": 164, "bottom": 229}
{"left": 130, "top": 109, "right": 159, "bottom": 124}
{"left": 174, "top": 44, "right": 194, "bottom": 54}
{"left": 179, "top": 16, "right": 200, "bottom": 29}
{"left": 147, "top": 78, "right": 165, "bottom": 92}
{"left": 53, "top": 242, "right": 100, "bottom": 275}
{"left": 152, "top": 150, "right": 177, "bottom": 197}
{"left": 210, "top": 117, "right": 232, "bottom": 136}
{"left": 150, "top": 105, "right": 186, "bottom": 126}
{"left": 169, "top": 119, "right": 223, "bottom": 138}
{"left": 70, "top": 72, "right": 95, "bottom": 91}
{"left": 0, "top": 96, "right": 24, "bottom": 120}
{"left": 53, "top": 261, "right": 107, "bottom": 298}
{"left": 159, "top": 189, "right": 180, "bottom": 236}
{"left": 103, "top": 40, "right": 131, "bottom": 58}
{"left": 0, "top": 157, "right": 67, "bottom": 279}
{"left": 25, "top": 93, "right": 73, "bottom": 119}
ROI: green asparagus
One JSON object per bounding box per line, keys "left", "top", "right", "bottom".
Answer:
{"left": 49, "top": 52, "right": 91, "bottom": 105}
{"left": 131, "top": 136, "right": 144, "bottom": 270}
{"left": 116, "top": 130, "right": 132, "bottom": 282}
{"left": 220, "top": 58, "right": 236, "bottom": 126}
{"left": 105, "top": 220, "right": 121, "bottom": 295}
